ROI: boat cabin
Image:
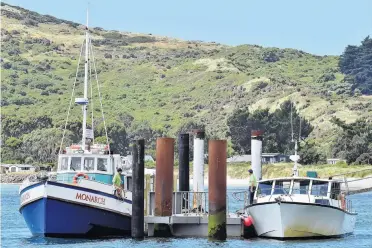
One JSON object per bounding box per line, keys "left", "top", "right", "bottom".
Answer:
{"left": 254, "top": 177, "right": 345, "bottom": 207}
{"left": 56, "top": 144, "right": 125, "bottom": 184}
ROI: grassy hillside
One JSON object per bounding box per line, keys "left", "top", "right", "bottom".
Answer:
{"left": 1, "top": 3, "right": 372, "bottom": 158}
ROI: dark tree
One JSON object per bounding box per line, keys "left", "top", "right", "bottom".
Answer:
{"left": 96, "top": 122, "right": 129, "bottom": 155}
{"left": 226, "top": 107, "right": 251, "bottom": 154}
{"left": 331, "top": 117, "right": 372, "bottom": 164}
{"left": 227, "top": 101, "right": 313, "bottom": 155}
{"left": 129, "top": 121, "right": 164, "bottom": 157}
{"left": 339, "top": 36, "right": 372, "bottom": 95}
{"left": 175, "top": 120, "right": 206, "bottom": 161}
{"left": 299, "top": 139, "right": 326, "bottom": 165}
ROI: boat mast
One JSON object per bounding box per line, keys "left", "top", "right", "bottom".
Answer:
{"left": 290, "top": 101, "right": 299, "bottom": 177}
{"left": 293, "top": 139, "right": 298, "bottom": 177}
{"left": 82, "top": 9, "right": 89, "bottom": 151}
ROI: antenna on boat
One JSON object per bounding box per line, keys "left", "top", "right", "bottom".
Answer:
{"left": 291, "top": 101, "right": 294, "bottom": 142}
{"left": 289, "top": 100, "right": 300, "bottom": 177}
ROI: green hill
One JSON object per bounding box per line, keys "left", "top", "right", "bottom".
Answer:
{"left": 1, "top": 3, "right": 371, "bottom": 164}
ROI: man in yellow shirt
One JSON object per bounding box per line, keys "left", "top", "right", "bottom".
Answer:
{"left": 248, "top": 169, "right": 257, "bottom": 205}
{"left": 113, "top": 168, "right": 123, "bottom": 198}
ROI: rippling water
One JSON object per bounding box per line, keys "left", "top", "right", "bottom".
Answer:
{"left": 2, "top": 184, "right": 372, "bottom": 248}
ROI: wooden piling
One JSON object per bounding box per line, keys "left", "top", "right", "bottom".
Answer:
{"left": 208, "top": 140, "right": 227, "bottom": 240}
{"left": 154, "top": 137, "right": 174, "bottom": 236}
{"left": 131, "top": 139, "right": 145, "bottom": 239}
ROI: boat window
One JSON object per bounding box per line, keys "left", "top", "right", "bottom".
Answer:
{"left": 70, "top": 157, "right": 81, "bottom": 171}
{"left": 273, "top": 180, "right": 291, "bottom": 195}
{"left": 257, "top": 181, "right": 273, "bottom": 196}
{"left": 97, "top": 158, "right": 108, "bottom": 172}
{"left": 84, "top": 157, "right": 95, "bottom": 171}
{"left": 311, "top": 181, "right": 329, "bottom": 196}
{"left": 330, "top": 182, "right": 341, "bottom": 199}
{"left": 61, "top": 157, "right": 69, "bottom": 171}
{"left": 126, "top": 176, "right": 133, "bottom": 191}
{"left": 292, "top": 180, "right": 310, "bottom": 194}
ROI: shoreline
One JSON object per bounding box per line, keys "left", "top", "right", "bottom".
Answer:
{"left": 2, "top": 177, "right": 372, "bottom": 191}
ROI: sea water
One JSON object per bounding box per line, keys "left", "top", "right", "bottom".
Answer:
{"left": 1, "top": 184, "right": 372, "bottom": 248}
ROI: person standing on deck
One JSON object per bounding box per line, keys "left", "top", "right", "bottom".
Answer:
{"left": 248, "top": 169, "right": 257, "bottom": 205}
{"left": 113, "top": 168, "right": 123, "bottom": 198}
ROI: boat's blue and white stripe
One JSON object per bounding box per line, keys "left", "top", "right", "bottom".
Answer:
{"left": 19, "top": 180, "right": 132, "bottom": 237}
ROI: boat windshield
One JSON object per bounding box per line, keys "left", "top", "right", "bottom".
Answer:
{"left": 61, "top": 157, "right": 69, "bottom": 171}
{"left": 311, "top": 180, "right": 329, "bottom": 196}
{"left": 257, "top": 181, "right": 273, "bottom": 196}
{"left": 273, "top": 180, "right": 291, "bottom": 195}
{"left": 292, "top": 179, "right": 311, "bottom": 194}
{"left": 84, "top": 157, "right": 95, "bottom": 171}
{"left": 330, "top": 182, "right": 341, "bottom": 199}
{"left": 97, "top": 158, "right": 108, "bottom": 172}
{"left": 71, "top": 157, "right": 81, "bottom": 171}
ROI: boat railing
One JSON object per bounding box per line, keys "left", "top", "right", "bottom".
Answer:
{"left": 251, "top": 188, "right": 355, "bottom": 213}
{"left": 19, "top": 172, "right": 74, "bottom": 193}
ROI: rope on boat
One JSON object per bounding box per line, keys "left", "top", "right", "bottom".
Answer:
{"left": 89, "top": 38, "right": 94, "bottom": 144}
{"left": 58, "top": 40, "right": 85, "bottom": 154}
{"left": 89, "top": 42, "right": 110, "bottom": 152}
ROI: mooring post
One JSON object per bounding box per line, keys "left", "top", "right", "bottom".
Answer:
{"left": 193, "top": 130, "right": 205, "bottom": 208}
{"left": 208, "top": 140, "right": 227, "bottom": 240}
{"left": 131, "top": 139, "right": 145, "bottom": 239}
{"left": 144, "top": 174, "right": 152, "bottom": 217}
{"left": 154, "top": 137, "right": 174, "bottom": 236}
{"left": 251, "top": 130, "right": 263, "bottom": 180}
{"left": 178, "top": 133, "right": 189, "bottom": 209}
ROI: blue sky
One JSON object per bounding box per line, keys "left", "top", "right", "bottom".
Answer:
{"left": 3, "top": 0, "right": 372, "bottom": 55}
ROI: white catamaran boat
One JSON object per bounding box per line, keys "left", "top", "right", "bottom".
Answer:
{"left": 18, "top": 11, "right": 147, "bottom": 237}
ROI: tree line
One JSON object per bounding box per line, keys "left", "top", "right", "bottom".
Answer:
{"left": 2, "top": 101, "right": 371, "bottom": 166}
{"left": 339, "top": 36, "right": 372, "bottom": 95}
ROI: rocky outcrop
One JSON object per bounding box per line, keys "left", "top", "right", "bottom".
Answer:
{"left": 0, "top": 173, "right": 35, "bottom": 183}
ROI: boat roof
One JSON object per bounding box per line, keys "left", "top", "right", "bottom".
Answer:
{"left": 59, "top": 153, "right": 120, "bottom": 157}
{"left": 258, "top": 176, "right": 344, "bottom": 183}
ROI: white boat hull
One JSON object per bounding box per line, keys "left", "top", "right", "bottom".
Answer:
{"left": 248, "top": 201, "right": 357, "bottom": 238}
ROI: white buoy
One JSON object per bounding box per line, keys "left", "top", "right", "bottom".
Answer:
{"left": 251, "top": 130, "right": 263, "bottom": 180}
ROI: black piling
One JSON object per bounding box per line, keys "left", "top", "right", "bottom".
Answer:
{"left": 178, "top": 133, "right": 190, "bottom": 191}
{"left": 178, "top": 133, "right": 190, "bottom": 210}
{"left": 131, "top": 139, "right": 145, "bottom": 239}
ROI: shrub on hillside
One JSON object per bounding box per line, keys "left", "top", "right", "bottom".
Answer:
{"left": 9, "top": 97, "right": 36, "bottom": 105}
{"left": 104, "top": 53, "right": 112, "bottom": 59}
{"left": 262, "top": 51, "right": 280, "bottom": 62}
{"left": 317, "top": 73, "right": 336, "bottom": 83}
{"left": 2, "top": 62, "right": 12, "bottom": 69}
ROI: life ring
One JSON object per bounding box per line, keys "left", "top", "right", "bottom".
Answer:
{"left": 73, "top": 172, "right": 89, "bottom": 184}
